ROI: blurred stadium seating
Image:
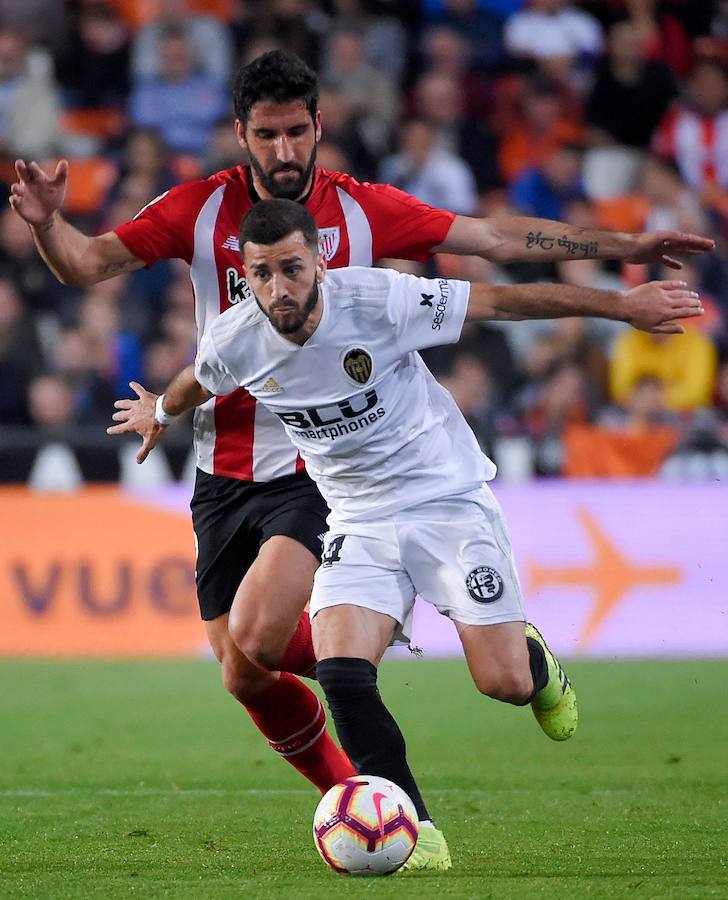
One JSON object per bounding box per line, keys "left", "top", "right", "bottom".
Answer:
{"left": 1, "top": 0, "right": 727, "bottom": 658}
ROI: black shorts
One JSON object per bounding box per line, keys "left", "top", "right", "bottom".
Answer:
{"left": 191, "top": 468, "right": 329, "bottom": 621}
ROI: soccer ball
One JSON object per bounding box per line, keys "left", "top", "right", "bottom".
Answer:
{"left": 312, "top": 775, "right": 419, "bottom": 876}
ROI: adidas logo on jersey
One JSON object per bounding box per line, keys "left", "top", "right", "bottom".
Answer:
{"left": 223, "top": 235, "right": 240, "bottom": 251}
{"left": 261, "top": 377, "right": 284, "bottom": 393}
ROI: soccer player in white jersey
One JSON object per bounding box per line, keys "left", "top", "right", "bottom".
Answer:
{"left": 108, "top": 199, "right": 704, "bottom": 870}
{"left": 10, "top": 50, "right": 715, "bottom": 810}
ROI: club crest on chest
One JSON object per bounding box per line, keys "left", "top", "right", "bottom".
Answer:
{"left": 342, "top": 348, "right": 373, "bottom": 385}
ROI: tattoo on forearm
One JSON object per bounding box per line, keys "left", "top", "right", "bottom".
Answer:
{"left": 526, "top": 231, "right": 599, "bottom": 258}
{"left": 100, "top": 259, "right": 135, "bottom": 276}
{"left": 557, "top": 235, "right": 599, "bottom": 257}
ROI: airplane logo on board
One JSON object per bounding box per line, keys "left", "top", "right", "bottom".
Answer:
{"left": 526, "top": 508, "right": 682, "bottom": 648}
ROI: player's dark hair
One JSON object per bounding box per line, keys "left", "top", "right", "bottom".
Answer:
{"left": 232, "top": 50, "right": 319, "bottom": 125}
{"left": 240, "top": 199, "right": 319, "bottom": 252}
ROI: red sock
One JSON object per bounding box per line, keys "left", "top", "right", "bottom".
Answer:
{"left": 243, "top": 672, "right": 355, "bottom": 793}
{"left": 277, "top": 610, "right": 317, "bottom": 677}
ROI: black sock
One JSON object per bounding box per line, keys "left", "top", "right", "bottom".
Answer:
{"left": 316, "top": 657, "right": 431, "bottom": 822}
{"left": 526, "top": 636, "right": 549, "bottom": 702}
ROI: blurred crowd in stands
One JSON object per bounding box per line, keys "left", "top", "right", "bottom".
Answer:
{"left": 2, "top": 0, "right": 728, "bottom": 479}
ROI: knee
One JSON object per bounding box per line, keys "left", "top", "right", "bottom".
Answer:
{"left": 474, "top": 667, "right": 533, "bottom": 705}
{"left": 220, "top": 654, "right": 273, "bottom": 703}
{"left": 227, "top": 610, "right": 282, "bottom": 672}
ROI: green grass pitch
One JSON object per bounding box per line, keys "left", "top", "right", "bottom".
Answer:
{"left": 1, "top": 658, "right": 727, "bottom": 898}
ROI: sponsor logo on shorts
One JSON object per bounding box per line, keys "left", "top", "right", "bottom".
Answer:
{"left": 466, "top": 566, "right": 504, "bottom": 603}
{"left": 343, "top": 348, "right": 373, "bottom": 384}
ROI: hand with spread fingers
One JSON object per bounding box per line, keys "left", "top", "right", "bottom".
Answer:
{"left": 107, "top": 381, "right": 166, "bottom": 464}
{"left": 626, "top": 231, "right": 716, "bottom": 269}
{"left": 622, "top": 280, "right": 704, "bottom": 334}
{"left": 9, "top": 159, "right": 69, "bottom": 227}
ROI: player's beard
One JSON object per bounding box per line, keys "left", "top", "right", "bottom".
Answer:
{"left": 260, "top": 276, "right": 320, "bottom": 335}
{"left": 249, "top": 144, "right": 317, "bottom": 201}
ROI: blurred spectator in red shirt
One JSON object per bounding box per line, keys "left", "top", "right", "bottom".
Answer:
{"left": 652, "top": 58, "right": 728, "bottom": 189}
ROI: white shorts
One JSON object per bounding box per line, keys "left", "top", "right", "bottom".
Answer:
{"left": 310, "top": 485, "right": 526, "bottom": 644}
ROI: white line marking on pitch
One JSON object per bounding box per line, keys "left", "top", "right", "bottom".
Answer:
{"left": 0, "top": 787, "right": 468, "bottom": 798}
{"left": 0, "top": 788, "right": 309, "bottom": 798}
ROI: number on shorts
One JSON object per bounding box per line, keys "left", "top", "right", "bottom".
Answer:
{"left": 322, "top": 535, "right": 346, "bottom": 567}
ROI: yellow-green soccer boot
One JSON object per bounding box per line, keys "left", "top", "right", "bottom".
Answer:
{"left": 525, "top": 623, "right": 578, "bottom": 741}
{"left": 400, "top": 823, "right": 452, "bottom": 872}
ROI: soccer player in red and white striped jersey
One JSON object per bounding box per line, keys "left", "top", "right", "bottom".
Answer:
{"left": 113, "top": 157, "right": 456, "bottom": 483}
{"left": 10, "top": 51, "right": 714, "bottom": 801}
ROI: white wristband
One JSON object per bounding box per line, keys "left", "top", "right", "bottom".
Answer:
{"left": 155, "top": 394, "right": 177, "bottom": 427}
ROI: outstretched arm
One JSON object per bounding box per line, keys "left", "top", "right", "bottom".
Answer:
{"left": 466, "top": 280, "right": 704, "bottom": 334}
{"left": 437, "top": 214, "right": 715, "bottom": 268}
{"left": 9, "top": 159, "right": 144, "bottom": 287}
{"left": 107, "top": 366, "right": 211, "bottom": 463}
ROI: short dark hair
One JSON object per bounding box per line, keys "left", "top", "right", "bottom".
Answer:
{"left": 232, "top": 50, "right": 319, "bottom": 125}
{"left": 239, "top": 199, "right": 319, "bottom": 253}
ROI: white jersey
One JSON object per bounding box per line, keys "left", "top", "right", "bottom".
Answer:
{"left": 195, "top": 267, "right": 497, "bottom": 525}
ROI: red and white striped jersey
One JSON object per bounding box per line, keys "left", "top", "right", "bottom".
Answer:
{"left": 114, "top": 165, "right": 455, "bottom": 482}
{"left": 652, "top": 105, "right": 728, "bottom": 188}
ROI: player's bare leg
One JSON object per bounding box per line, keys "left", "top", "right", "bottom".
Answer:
{"left": 312, "top": 603, "right": 395, "bottom": 667}
{"left": 457, "top": 619, "right": 578, "bottom": 741}
{"left": 313, "top": 604, "right": 451, "bottom": 871}
{"left": 228, "top": 535, "right": 319, "bottom": 675}
{"left": 206, "top": 548, "right": 355, "bottom": 792}
{"left": 456, "top": 620, "right": 533, "bottom": 703}
{"left": 206, "top": 613, "right": 277, "bottom": 701}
